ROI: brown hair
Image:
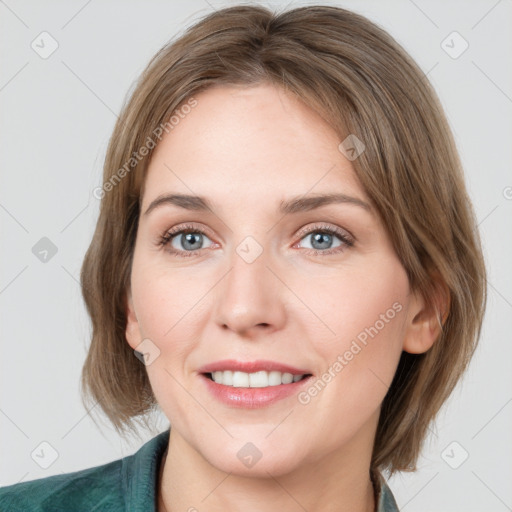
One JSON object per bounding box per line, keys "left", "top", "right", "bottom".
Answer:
{"left": 80, "top": 4, "right": 486, "bottom": 474}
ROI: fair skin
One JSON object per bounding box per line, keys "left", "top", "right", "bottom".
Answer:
{"left": 125, "top": 83, "right": 441, "bottom": 512}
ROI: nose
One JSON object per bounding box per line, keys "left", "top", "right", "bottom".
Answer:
{"left": 213, "top": 241, "right": 287, "bottom": 338}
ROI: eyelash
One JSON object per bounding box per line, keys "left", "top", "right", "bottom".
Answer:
{"left": 158, "top": 222, "right": 355, "bottom": 258}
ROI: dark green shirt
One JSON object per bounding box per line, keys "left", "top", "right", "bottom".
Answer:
{"left": 0, "top": 429, "right": 399, "bottom": 511}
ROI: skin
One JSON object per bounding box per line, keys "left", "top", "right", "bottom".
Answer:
{"left": 125, "top": 83, "right": 441, "bottom": 512}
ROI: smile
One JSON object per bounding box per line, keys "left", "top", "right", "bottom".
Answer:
{"left": 206, "top": 370, "right": 310, "bottom": 388}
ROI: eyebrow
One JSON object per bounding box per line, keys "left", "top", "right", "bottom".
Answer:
{"left": 143, "top": 192, "right": 371, "bottom": 217}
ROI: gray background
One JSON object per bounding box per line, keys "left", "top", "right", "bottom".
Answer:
{"left": 1, "top": 0, "right": 511, "bottom": 510}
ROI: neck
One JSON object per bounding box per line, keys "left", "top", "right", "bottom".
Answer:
{"left": 158, "top": 426, "right": 377, "bottom": 512}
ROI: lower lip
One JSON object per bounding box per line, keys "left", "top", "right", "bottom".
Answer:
{"left": 200, "top": 373, "right": 312, "bottom": 409}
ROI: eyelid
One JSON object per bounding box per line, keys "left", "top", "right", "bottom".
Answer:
{"left": 160, "top": 221, "right": 355, "bottom": 257}
{"left": 294, "top": 222, "right": 355, "bottom": 246}
{"left": 165, "top": 221, "right": 213, "bottom": 236}
{"left": 161, "top": 223, "right": 353, "bottom": 243}
{"left": 157, "top": 222, "right": 215, "bottom": 255}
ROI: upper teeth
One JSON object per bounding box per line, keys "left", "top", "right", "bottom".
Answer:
{"left": 211, "top": 370, "right": 305, "bottom": 388}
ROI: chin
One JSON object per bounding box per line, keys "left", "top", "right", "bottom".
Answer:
{"left": 213, "top": 448, "right": 302, "bottom": 478}
{"left": 196, "top": 432, "right": 307, "bottom": 478}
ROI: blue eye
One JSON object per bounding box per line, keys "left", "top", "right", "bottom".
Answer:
{"left": 293, "top": 225, "right": 354, "bottom": 256}
{"left": 300, "top": 231, "right": 343, "bottom": 251}
{"left": 160, "top": 223, "right": 354, "bottom": 258}
{"left": 160, "top": 227, "right": 214, "bottom": 257}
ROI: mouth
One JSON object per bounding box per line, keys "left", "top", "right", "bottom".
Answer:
{"left": 197, "top": 359, "right": 314, "bottom": 407}
{"left": 203, "top": 370, "right": 312, "bottom": 388}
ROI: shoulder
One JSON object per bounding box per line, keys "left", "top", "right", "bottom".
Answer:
{"left": 0, "top": 429, "right": 170, "bottom": 512}
{"left": 0, "top": 457, "right": 123, "bottom": 512}
{"left": 379, "top": 481, "right": 400, "bottom": 512}
{"left": 373, "top": 469, "right": 400, "bottom": 512}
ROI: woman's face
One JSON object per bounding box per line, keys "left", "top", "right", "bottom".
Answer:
{"left": 126, "top": 83, "right": 423, "bottom": 476}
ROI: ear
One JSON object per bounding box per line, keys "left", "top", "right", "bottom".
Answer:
{"left": 402, "top": 274, "right": 450, "bottom": 354}
{"left": 125, "top": 290, "right": 143, "bottom": 351}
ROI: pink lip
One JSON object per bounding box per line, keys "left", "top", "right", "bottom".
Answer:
{"left": 197, "top": 359, "right": 313, "bottom": 409}
{"left": 197, "top": 359, "right": 311, "bottom": 375}
{"left": 200, "top": 374, "right": 312, "bottom": 409}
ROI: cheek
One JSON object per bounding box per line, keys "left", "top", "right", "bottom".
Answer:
{"left": 306, "top": 253, "right": 408, "bottom": 347}
{"left": 130, "top": 259, "right": 205, "bottom": 416}
{"left": 297, "top": 259, "right": 409, "bottom": 418}
{"left": 131, "top": 253, "right": 206, "bottom": 340}
{"left": 129, "top": 254, "right": 216, "bottom": 398}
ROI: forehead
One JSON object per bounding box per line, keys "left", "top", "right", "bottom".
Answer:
{"left": 143, "top": 83, "right": 365, "bottom": 207}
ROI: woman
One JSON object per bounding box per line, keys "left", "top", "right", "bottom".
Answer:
{"left": 0, "top": 4, "right": 486, "bottom": 511}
